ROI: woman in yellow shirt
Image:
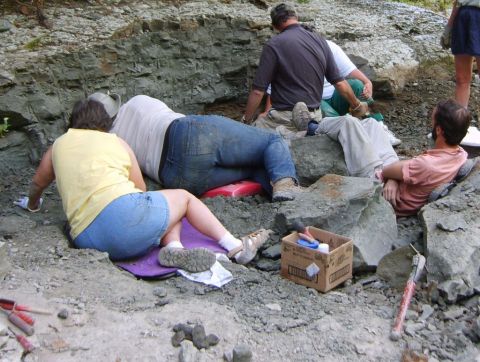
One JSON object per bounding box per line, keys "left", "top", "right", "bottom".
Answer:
{"left": 15, "top": 99, "right": 270, "bottom": 272}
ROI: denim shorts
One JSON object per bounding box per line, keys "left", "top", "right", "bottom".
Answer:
{"left": 74, "top": 192, "right": 170, "bottom": 261}
{"left": 452, "top": 6, "right": 480, "bottom": 56}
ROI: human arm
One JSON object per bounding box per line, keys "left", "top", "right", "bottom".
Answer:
{"left": 244, "top": 45, "right": 276, "bottom": 123}
{"left": 333, "top": 80, "right": 368, "bottom": 117}
{"left": 258, "top": 95, "right": 273, "bottom": 118}
{"left": 381, "top": 160, "right": 407, "bottom": 181}
{"left": 16, "top": 146, "right": 55, "bottom": 211}
{"left": 118, "top": 138, "right": 146, "bottom": 192}
{"left": 348, "top": 69, "right": 373, "bottom": 99}
{"left": 243, "top": 88, "right": 265, "bottom": 124}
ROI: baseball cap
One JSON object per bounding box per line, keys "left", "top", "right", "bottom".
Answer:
{"left": 88, "top": 92, "right": 121, "bottom": 118}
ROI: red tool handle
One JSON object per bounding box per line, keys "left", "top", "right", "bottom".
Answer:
{"left": 7, "top": 327, "right": 35, "bottom": 353}
{"left": 390, "top": 280, "right": 415, "bottom": 341}
{"left": 12, "top": 310, "right": 35, "bottom": 326}
{"left": 15, "top": 334, "right": 35, "bottom": 353}
{"left": 8, "top": 312, "right": 35, "bottom": 336}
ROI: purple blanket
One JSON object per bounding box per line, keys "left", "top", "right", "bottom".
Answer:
{"left": 115, "top": 218, "right": 226, "bottom": 278}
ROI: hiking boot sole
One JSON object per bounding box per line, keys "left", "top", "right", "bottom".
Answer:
{"left": 158, "top": 247, "right": 216, "bottom": 272}
{"left": 272, "top": 193, "right": 296, "bottom": 202}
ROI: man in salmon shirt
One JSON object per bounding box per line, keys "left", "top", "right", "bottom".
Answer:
{"left": 379, "top": 99, "right": 470, "bottom": 216}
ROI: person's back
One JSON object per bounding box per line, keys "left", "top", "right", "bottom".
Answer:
{"left": 110, "top": 95, "right": 184, "bottom": 182}
{"left": 259, "top": 24, "right": 339, "bottom": 110}
{"left": 53, "top": 128, "right": 140, "bottom": 238}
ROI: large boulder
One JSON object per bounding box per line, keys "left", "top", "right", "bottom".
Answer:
{"left": 205, "top": 174, "right": 398, "bottom": 270}
{"left": 290, "top": 135, "right": 347, "bottom": 186}
{"left": 419, "top": 162, "right": 480, "bottom": 303}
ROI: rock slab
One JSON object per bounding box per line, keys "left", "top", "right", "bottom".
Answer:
{"left": 419, "top": 163, "right": 480, "bottom": 302}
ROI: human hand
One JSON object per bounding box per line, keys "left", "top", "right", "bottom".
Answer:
{"left": 382, "top": 179, "right": 399, "bottom": 208}
{"left": 13, "top": 196, "right": 43, "bottom": 212}
{"left": 440, "top": 25, "right": 452, "bottom": 50}
{"left": 350, "top": 101, "right": 369, "bottom": 118}
{"left": 361, "top": 82, "right": 373, "bottom": 99}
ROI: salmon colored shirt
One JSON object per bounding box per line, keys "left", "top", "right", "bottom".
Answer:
{"left": 394, "top": 147, "right": 468, "bottom": 216}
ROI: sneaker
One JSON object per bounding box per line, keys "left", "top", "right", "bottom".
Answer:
{"left": 306, "top": 120, "right": 319, "bottom": 136}
{"left": 228, "top": 229, "right": 273, "bottom": 265}
{"left": 272, "top": 177, "right": 303, "bottom": 202}
{"left": 454, "top": 158, "right": 478, "bottom": 182}
{"left": 381, "top": 122, "right": 401, "bottom": 146}
{"left": 158, "top": 247, "right": 216, "bottom": 272}
{"left": 428, "top": 182, "right": 455, "bottom": 203}
{"left": 292, "top": 102, "right": 311, "bottom": 131}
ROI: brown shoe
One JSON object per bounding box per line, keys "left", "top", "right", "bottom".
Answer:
{"left": 272, "top": 177, "right": 302, "bottom": 202}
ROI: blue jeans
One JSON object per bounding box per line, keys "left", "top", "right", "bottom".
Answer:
{"left": 160, "top": 115, "right": 297, "bottom": 195}
{"left": 74, "top": 192, "right": 169, "bottom": 261}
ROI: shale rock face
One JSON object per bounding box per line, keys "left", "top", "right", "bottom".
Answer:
{"left": 419, "top": 162, "right": 480, "bottom": 303}
{"left": 205, "top": 174, "right": 398, "bottom": 270}
{"left": 0, "top": 0, "right": 450, "bottom": 173}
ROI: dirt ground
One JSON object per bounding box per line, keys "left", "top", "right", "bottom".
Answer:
{"left": 1, "top": 63, "right": 480, "bottom": 361}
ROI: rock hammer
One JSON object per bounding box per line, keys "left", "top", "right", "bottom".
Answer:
{"left": 390, "top": 248, "right": 426, "bottom": 341}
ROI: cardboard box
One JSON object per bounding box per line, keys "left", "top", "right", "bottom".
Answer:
{"left": 280, "top": 227, "right": 353, "bottom": 293}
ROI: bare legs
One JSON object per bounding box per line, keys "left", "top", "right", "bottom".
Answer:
{"left": 454, "top": 55, "right": 478, "bottom": 108}
{"left": 158, "top": 189, "right": 227, "bottom": 246}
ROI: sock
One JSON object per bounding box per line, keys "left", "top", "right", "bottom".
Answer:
{"left": 164, "top": 240, "right": 184, "bottom": 249}
{"left": 218, "top": 232, "right": 242, "bottom": 252}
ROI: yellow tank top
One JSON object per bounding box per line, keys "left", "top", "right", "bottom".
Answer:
{"left": 52, "top": 129, "right": 142, "bottom": 238}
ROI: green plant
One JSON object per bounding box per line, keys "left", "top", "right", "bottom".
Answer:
{"left": 297, "top": 0, "right": 310, "bottom": 4}
{"left": 24, "top": 36, "right": 43, "bottom": 50}
{"left": 0, "top": 118, "right": 10, "bottom": 137}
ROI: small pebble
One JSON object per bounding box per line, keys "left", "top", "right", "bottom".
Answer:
{"left": 57, "top": 308, "right": 69, "bottom": 319}
{"left": 152, "top": 286, "right": 167, "bottom": 298}
{"left": 232, "top": 344, "right": 252, "bottom": 362}
{"left": 171, "top": 330, "right": 185, "bottom": 347}
{"left": 192, "top": 324, "right": 209, "bottom": 349}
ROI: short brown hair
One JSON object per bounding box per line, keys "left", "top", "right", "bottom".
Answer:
{"left": 69, "top": 99, "right": 114, "bottom": 132}
{"left": 270, "top": 3, "right": 297, "bottom": 28}
{"left": 434, "top": 99, "right": 471, "bottom": 146}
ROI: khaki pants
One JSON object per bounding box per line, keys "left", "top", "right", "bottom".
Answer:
{"left": 253, "top": 108, "right": 323, "bottom": 133}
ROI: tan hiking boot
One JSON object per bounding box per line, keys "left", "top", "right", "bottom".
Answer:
{"left": 272, "top": 177, "right": 302, "bottom": 202}
{"left": 158, "top": 247, "right": 216, "bottom": 272}
{"left": 228, "top": 229, "right": 273, "bottom": 265}
{"left": 292, "top": 102, "right": 312, "bottom": 131}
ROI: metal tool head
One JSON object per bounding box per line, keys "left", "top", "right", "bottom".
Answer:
{"left": 411, "top": 254, "right": 426, "bottom": 282}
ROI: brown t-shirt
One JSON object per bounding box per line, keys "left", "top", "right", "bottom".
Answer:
{"left": 253, "top": 24, "right": 343, "bottom": 111}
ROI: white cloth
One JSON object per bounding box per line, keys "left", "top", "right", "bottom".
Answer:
{"left": 460, "top": 126, "right": 480, "bottom": 147}
{"left": 322, "top": 40, "right": 357, "bottom": 99}
{"left": 110, "top": 95, "right": 185, "bottom": 182}
{"left": 316, "top": 116, "right": 399, "bottom": 177}
{"left": 177, "top": 256, "right": 233, "bottom": 288}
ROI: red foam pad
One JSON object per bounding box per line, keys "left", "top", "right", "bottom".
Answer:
{"left": 202, "top": 180, "right": 263, "bottom": 198}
